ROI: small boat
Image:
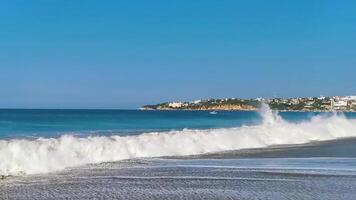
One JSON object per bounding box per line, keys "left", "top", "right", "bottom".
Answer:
{"left": 209, "top": 111, "right": 218, "bottom": 115}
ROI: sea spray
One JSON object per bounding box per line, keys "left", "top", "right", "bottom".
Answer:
{"left": 0, "top": 106, "right": 356, "bottom": 176}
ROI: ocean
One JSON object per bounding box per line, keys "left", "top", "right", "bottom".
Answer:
{"left": 1, "top": 107, "right": 356, "bottom": 199}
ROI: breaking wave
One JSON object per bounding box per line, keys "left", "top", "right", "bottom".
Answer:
{"left": 1, "top": 105, "right": 356, "bottom": 176}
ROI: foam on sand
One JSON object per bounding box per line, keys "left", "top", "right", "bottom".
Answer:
{"left": 1, "top": 105, "right": 356, "bottom": 176}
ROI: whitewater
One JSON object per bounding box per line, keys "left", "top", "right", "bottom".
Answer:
{"left": 1, "top": 105, "right": 356, "bottom": 176}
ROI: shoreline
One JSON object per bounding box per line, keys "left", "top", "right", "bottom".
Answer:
{"left": 139, "top": 108, "right": 356, "bottom": 113}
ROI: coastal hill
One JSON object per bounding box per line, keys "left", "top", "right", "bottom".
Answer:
{"left": 141, "top": 96, "right": 356, "bottom": 112}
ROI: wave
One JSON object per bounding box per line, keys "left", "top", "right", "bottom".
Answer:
{"left": 1, "top": 105, "right": 356, "bottom": 176}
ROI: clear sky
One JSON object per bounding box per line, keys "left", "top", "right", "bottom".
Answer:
{"left": 1, "top": 0, "right": 356, "bottom": 109}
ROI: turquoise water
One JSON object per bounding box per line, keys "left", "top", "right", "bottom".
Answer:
{"left": 1, "top": 109, "right": 354, "bottom": 139}
{"left": 0, "top": 110, "right": 258, "bottom": 138}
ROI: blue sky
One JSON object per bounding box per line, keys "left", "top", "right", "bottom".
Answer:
{"left": 1, "top": 0, "right": 356, "bottom": 108}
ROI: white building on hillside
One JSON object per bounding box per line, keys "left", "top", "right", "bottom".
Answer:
{"left": 331, "top": 99, "right": 348, "bottom": 110}
{"left": 192, "top": 100, "right": 202, "bottom": 104}
{"left": 341, "top": 96, "right": 356, "bottom": 101}
{"left": 168, "top": 102, "right": 184, "bottom": 108}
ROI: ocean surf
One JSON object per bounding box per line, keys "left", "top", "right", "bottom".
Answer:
{"left": 1, "top": 105, "right": 356, "bottom": 176}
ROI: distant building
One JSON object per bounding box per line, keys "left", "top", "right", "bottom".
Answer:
{"left": 192, "top": 100, "right": 202, "bottom": 104}
{"left": 254, "top": 97, "right": 264, "bottom": 101}
{"left": 290, "top": 98, "right": 299, "bottom": 105}
{"left": 305, "top": 101, "right": 314, "bottom": 106}
{"left": 168, "top": 102, "right": 184, "bottom": 108}
{"left": 341, "top": 96, "right": 356, "bottom": 101}
{"left": 350, "top": 101, "right": 356, "bottom": 110}
{"left": 331, "top": 99, "right": 348, "bottom": 110}
{"left": 318, "top": 96, "right": 326, "bottom": 100}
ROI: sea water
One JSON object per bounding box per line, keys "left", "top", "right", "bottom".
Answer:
{"left": 1, "top": 107, "right": 356, "bottom": 199}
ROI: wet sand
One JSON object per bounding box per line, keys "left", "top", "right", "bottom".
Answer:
{"left": 2, "top": 139, "right": 356, "bottom": 200}
{"left": 1, "top": 157, "right": 356, "bottom": 200}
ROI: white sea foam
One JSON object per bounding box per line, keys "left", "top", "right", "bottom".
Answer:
{"left": 1, "top": 106, "right": 356, "bottom": 176}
